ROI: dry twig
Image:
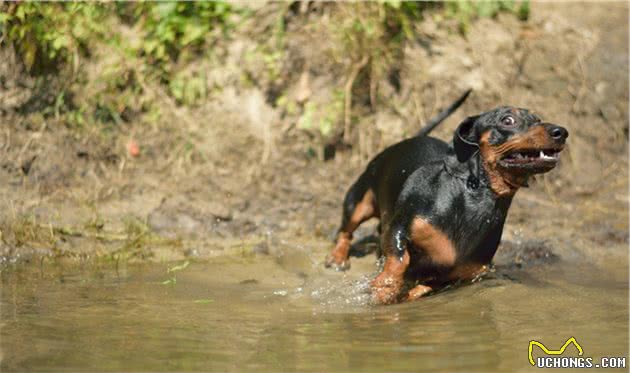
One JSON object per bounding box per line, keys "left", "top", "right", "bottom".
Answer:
{"left": 343, "top": 55, "right": 369, "bottom": 143}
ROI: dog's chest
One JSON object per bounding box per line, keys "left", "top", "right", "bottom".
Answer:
{"left": 443, "top": 189, "right": 509, "bottom": 255}
{"left": 424, "top": 182, "right": 510, "bottom": 258}
{"left": 399, "top": 166, "right": 511, "bottom": 261}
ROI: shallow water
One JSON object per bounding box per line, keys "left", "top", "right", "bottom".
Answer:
{"left": 1, "top": 247, "right": 628, "bottom": 372}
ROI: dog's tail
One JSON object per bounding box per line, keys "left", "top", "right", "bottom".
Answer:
{"left": 416, "top": 89, "right": 472, "bottom": 137}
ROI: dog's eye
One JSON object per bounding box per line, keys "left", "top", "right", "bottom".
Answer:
{"left": 502, "top": 116, "right": 516, "bottom": 126}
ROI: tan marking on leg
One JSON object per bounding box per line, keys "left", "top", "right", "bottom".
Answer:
{"left": 348, "top": 189, "right": 377, "bottom": 230}
{"left": 410, "top": 217, "right": 457, "bottom": 267}
{"left": 405, "top": 284, "right": 433, "bottom": 302}
{"left": 325, "top": 189, "right": 377, "bottom": 270}
{"left": 325, "top": 233, "right": 352, "bottom": 270}
{"left": 371, "top": 250, "right": 409, "bottom": 305}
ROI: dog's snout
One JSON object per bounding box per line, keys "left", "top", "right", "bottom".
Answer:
{"left": 547, "top": 125, "right": 568, "bottom": 143}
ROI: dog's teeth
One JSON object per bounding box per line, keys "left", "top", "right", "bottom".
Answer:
{"left": 538, "top": 150, "right": 559, "bottom": 161}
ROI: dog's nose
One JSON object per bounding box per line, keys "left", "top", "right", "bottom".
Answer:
{"left": 547, "top": 125, "right": 568, "bottom": 143}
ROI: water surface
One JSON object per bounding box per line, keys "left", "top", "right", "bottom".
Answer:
{"left": 1, "top": 247, "right": 627, "bottom": 372}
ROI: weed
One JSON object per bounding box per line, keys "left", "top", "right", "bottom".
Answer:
{"left": 0, "top": 214, "right": 180, "bottom": 261}
{"left": 0, "top": 215, "right": 55, "bottom": 248}
{"left": 167, "top": 260, "right": 190, "bottom": 273}
{"left": 446, "top": 1, "right": 530, "bottom": 34}
{"left": 0, "top": 2, "right": 107, "bottom": 74}
{"left": 193, "top": 299, "right": 214, "bottom": 304}
{"left": 162, "top": 260, "right": 190, "bottom": 285}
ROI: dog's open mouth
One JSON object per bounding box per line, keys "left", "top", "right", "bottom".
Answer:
{"left": 499, "top": 148, "right": 562, "bottom": 170}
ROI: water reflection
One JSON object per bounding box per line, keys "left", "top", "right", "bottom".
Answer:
{"left": 1, "top": 250, "right": 627, "bottom": 372}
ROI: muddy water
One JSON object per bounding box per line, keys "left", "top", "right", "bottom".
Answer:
{"left": 1, "top": 247, "right": 627, "bottom": 372}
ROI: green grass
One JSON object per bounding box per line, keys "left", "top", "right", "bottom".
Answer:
{"left": 0, "top": 1, "right": 529, "bottom": 139}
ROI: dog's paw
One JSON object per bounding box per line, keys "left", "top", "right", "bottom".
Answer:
{"left": 370, "top": 276, "right": 403, "bottom": 305}
{"left": 371, "top": 285, "right": 399, "bottom": 305}
{"left": 324, "top": 255, "right": 351, "bottom": 271}
{"left": 404, "top": 284, "right": 433, "bottom": 302}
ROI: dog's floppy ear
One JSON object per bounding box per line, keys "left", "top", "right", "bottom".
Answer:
{"left": 453, "top": 115, "right": 480, "bottom": 162}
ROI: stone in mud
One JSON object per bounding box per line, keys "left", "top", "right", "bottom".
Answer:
{"left": 494, "top": 239, "right": 559, "bottom": 269}
{"left": 148, "top": 195, "right": 233, "bottom": 236}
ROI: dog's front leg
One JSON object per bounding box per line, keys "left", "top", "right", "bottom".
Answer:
{"left": 371, "top": 227, "right": 410, "bottom": 305}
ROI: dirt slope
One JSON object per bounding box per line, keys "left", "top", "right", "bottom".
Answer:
{"left": 0, "top": 2, "right": 627, "bottom": 268}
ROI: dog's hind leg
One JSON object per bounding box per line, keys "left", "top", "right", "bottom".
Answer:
{"left": 325, "top": 174, "right": 379, "bottom": 271}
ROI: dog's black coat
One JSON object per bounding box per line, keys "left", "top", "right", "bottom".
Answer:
{"left": 327, "top": 103, "right": 568, "bottom": 302}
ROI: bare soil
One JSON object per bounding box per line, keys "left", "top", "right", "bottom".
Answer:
{"left": 0, "top": 2, "right": 627, "bottom": 270}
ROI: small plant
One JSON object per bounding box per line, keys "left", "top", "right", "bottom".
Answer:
{"left": 296, "top": 89, "right": 345, "bottom": 138}
{"left": 169, "top": 70, "right": 208, "bottom": 106}
{"left": 162, "top": 260, "right": 190, "bottom": 285}
{"left": 0, "top": 2, "right": 106, "bottom": 73}
{"left": 119, "top": 2, "right": 235, "bottom": 72}
{"left": 193, "top": 299, "right": 214, "bottom": 304}
{"left": 446, "top": 0, "right": 530, "bottom": 34}
{"left": 0, "top": 215, "right": 55, "bottom": 248}
{"left": 324, "top": 2, "right": 430, "bottom": 141}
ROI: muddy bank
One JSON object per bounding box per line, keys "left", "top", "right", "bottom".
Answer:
{"left": 0, "top": 2, "right": 627, "bottom": 271}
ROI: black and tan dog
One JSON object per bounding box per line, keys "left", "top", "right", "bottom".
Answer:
{"left": 325, "top": 95, "right": 568, "bottom": 304}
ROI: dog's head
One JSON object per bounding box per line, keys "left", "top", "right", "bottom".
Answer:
{"left": 452, "top": 107, "right": 568, "bottom": 195}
